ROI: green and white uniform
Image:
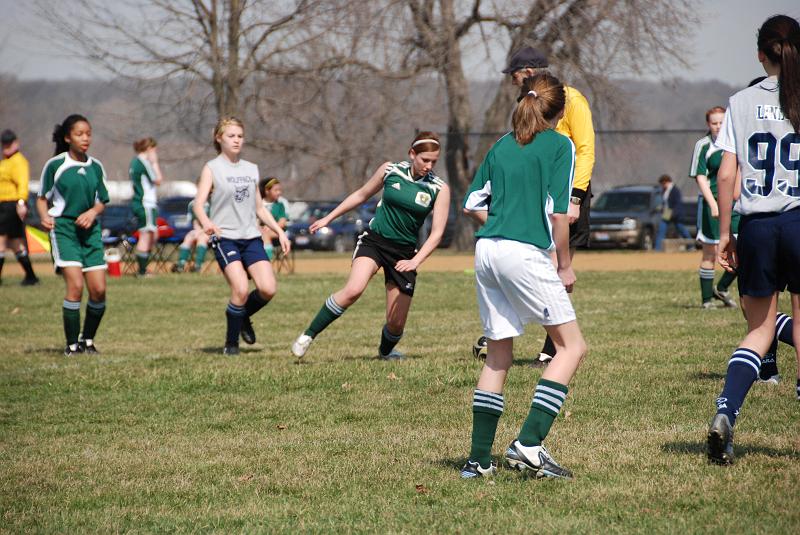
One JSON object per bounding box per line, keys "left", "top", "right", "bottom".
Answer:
{"left": 689, "top": 135, "right": 741, "bottom": 244}
{"left": 269, "top": 199, "right": 288, "bottom": 223}
{"left": 464, "top": 130, "right": 576, "bottom": 338}
{"left": 129, "top": 155, "right": 158, "bottom": 231}
{"left": 39, "top": 153, "right": 110, "bottom": 270}
{"left": 369, "top": 161, "right": 445, "bottom": 246}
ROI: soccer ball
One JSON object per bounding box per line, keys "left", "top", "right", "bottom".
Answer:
{"left": 472, "top": 336, "right": 488, "bottom": 360}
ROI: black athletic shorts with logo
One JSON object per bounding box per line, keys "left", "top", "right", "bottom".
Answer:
{"left": 0, "top": 201, "right": 25, "bottom": 239}
{"left": 569, "top": 184, "right": 591, "bottom": 249}
{"left": 353, "top": 230, "right": 418, "bottom": 296}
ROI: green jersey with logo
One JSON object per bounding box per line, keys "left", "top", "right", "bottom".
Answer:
{"left": 464, "top": 130, "right": 575, "bottom": 250}
{"left": 39, "top": 153, "right": 110, "bottom": 219}
{"left": 129, "top": 155, "right": 158, "bottom": 209}
{"left": 369, "top": 161, "right": 445, "bottom": 246}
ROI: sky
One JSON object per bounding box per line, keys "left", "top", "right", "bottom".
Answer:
{"left": 1, "top": 1, "right": 798, "bottom": 85}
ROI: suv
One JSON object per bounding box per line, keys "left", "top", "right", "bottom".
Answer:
{"left": 589, "top": 185, "right": 663, "bottom": 250}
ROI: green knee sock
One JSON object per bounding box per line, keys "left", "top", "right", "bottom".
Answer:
{"left": 177, "top": 247, "right": 191, "bottom": 268}
{"left": 469, "top": 389, "right": 504, "bottom": 468}
{"left": 63, "top": 299, "right": 81, "bottom": 347}
{"left": 518, "top": 379, "right": 568, "bottom": 447}
{"left": 716, "top": 270, "right": 737, "bottom": 292}
{"left": 136, "top": 252, "right": 150, "bottom": 275}
{"left": 82, "top": 300, "right": 106, "bottom": 341}
{"left": 699, "top": 268, "right": 715, "bottom": 303}
{"left": 194, "top": 245, "right": 208, "bottom": 270}
{"left": 304, "top": 295, "right": 346, "bottom": 338}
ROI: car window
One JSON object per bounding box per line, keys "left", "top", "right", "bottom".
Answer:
{"left": 593, "top": 192, "right": 652, "bottom": 212}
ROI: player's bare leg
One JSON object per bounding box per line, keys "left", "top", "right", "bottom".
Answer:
{"left": 292, "top": 257, "right": 379, "bottom": 358}
{"left": 380, "top": 283, "right": 412, "bottom": 359}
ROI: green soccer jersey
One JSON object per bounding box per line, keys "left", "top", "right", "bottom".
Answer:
{"left": 270, "top": 200, "right": 287, "bottom": 222}
{"left": 39, "top": 153, "right": 110, "bottom": 219}
{"left": 695, "top": 142, "right": 723, "bottom": 197}
{"left": 368, "top": 161, "right": 445, "bottom": 246}
{"left": 464, "top": 130, "right": 575, "bottom": 250}
{"left": 129, "top": 155, "right": 158, "bottom": 208}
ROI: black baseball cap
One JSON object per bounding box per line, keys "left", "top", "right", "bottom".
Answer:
{"left": 502, "top": 47, "right": 549, "bottom": 74}
{"left": 0, "top": 129, "right": 16, "bottom": 145}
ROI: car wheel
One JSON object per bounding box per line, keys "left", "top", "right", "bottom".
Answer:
{"left": 639, "top": 227, "right": 654, "bottom": 250}
{"left": 333, "top": 234, "right": 349, "bottom": 253}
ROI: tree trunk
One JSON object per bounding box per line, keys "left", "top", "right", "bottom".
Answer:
{"left": 439, "top": 0, "right": 474, "bottom": 250}
{"left": 225, "top": 0, "right": 243, "bottom": 117}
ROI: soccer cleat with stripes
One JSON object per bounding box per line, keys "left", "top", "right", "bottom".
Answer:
{"left": 291, "top": 334, "right": 313, "bottom": 358}
{"left": 459, "top": 460, "right": 497, "bottom": 479}
{"left": 505, "top": 440, "right": 573, "bottom": 479}
{"left": 240, "top": 316, "right": 256, "bottom": 345}
{"left": 713, "top": 288, "right": 738, "bottom": 308}
{"left": 701, "top": 301, "right": 718, "bottom": 310}
{"left": 707, "top": 413, "right": 735, "bottom": 465}
{"left": 531, "top": 352, "right": 553, "bottom": 368}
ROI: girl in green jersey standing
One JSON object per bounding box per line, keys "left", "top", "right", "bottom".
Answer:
{"left": 460, "top": 74, "right": 587, "bottom": 479}
{"left": 37, "top": 115, "right": 110, "bottom": 356}
{"left": 291, "top": 132, "right": 450, "bottom": 360}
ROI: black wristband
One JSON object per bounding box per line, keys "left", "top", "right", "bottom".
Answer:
{"left": 571, "top": 187, "right": 587, "bottom": 202}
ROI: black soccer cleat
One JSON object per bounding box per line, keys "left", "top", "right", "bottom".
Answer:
{"left": 223, "top": 344, "right": 240, "bottom": 356}
{"left": 707, "top": 413, "right": 735, "bottom": 465}
{"left": 240, "top": 316, "right": 256, "bottom": 345}
{"left": 78, "top": 340, "right": 100, "bottom": 355}
{"left": 64, "top": 345, "right": 81, "bottom": 357}
{"left": 459, "top": 460, "right": 497, "bottom": 479}
{"left": 21, "top": 276, "right": 40, "bottom": 286}
{"left": 505, "top": 440, "right": 573, "bottom": 479}
{"left": 472, "top": 336, "right": 488, "bottom": 360}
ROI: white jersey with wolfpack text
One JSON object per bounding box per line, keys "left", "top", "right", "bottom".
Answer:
{"left": 716, "top": 76, "right": 800, "bottom": 215}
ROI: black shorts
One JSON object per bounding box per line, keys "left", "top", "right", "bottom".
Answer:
{"left": 570, "top": 184, "right": 591, "bottom": 249}
{"left": 737, "top": 208, "right": 800, "bottom": 297}
{"left": 0, "top": 201, "right": 25, "bottom": 239}
{"left": 353, "top": 230, "right": 417, "bottom": 296}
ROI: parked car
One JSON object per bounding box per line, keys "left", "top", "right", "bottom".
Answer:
{"left": 99, "top": 204, "right": 137, "bottom": 243}
{"left": 589, "top": 185, "right": 663, "bottom": 250}
{"left": 158, "top": 196, "right": 194, "bottom": 241}
{"left": 288, "top": 201, "right": 376, "bottom": 252}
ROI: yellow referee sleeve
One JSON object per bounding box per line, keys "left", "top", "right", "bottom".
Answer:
{"left": 556, "top": 86, "right": 595, "bottom": 198}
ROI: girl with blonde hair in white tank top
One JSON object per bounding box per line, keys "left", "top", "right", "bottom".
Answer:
{"left": 193, "top": 117, "right": 290, "bottom": 355}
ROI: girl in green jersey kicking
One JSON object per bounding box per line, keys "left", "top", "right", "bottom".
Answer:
{"left": 291, "top": 131, "right": 450, "bottom": 360}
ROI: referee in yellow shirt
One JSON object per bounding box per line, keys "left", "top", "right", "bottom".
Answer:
{"left": 503, "top": 47, "right": 595, "bottom": 365}
{"left": 0, "top": 130, "right": 39, "bottom": 285}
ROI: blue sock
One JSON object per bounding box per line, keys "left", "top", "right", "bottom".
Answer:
{"left": 716, "top": 348, "right": 761, "bottom": 426}
{"left": 225, "top": 303, "right": 246, "bottom": 346}
{"left": 776, "top": 313, "right": 794, "bottom": 347}
{"left": 759, "top": 337, "right": 779, "bottom": 380}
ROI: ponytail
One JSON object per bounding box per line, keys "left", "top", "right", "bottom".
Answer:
{"left": 52, "top": 114, "right": 89, "bottom": 156}
{"left": 758, "top": 15, "right": 800, "bottom": 131}
{"left": 513, "top": 73, "right": 566, "bottom": 145}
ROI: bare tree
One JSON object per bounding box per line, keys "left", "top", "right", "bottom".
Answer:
{"left": 345, "top": 0, "right": 694, "bottom": 248}
{"left": 35, "top": 0, "right": 337, "bottom": 118}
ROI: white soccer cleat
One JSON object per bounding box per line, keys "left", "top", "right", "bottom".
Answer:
{"left": 291, "top": 334, "right": 313, "bottom": 358}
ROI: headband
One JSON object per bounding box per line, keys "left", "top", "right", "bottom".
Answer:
{"left": 411, "top": 138, "right": 440, "bottom": 149}
{"left": 265, "top": 178, "right": 280, "bottom": 189}
{"left": 528, "top": 90, "right": 538, "bottom": 98}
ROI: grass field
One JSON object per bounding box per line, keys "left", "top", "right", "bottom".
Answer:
{"left": 1, "top": 266, "right": 798, "bottom": 533}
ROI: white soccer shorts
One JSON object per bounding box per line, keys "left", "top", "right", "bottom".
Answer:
{"left": 474, "top": 237, "right": 576, "bottom": 340}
